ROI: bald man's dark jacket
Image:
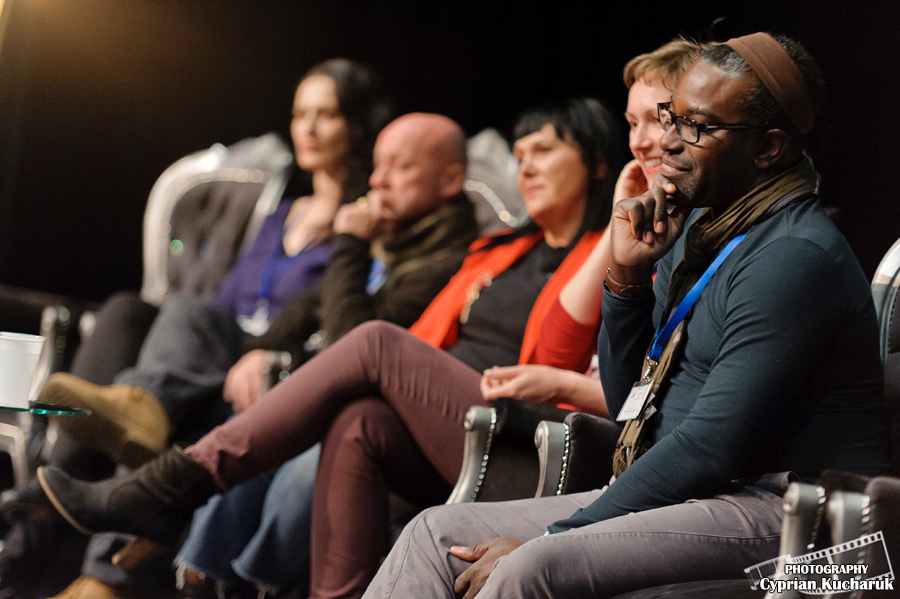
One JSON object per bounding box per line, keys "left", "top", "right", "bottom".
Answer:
{"left": 244, "top": 194, "right": 478, "bottom": 368}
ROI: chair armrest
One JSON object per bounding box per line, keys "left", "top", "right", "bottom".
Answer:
{"left": 446, "top": 399, "right": 573, "bottom": 504}
{"left": 0, "top": 284, "right": 99, "bottom": 382}
{"left": 492, "top": 398, "right": 572, "bottom": 440}
{"left": 260, "top": 350, "right": 292, "bottom": 394}
{"left": 820, "top": 484, "right": 897, "bottom": 597}
{"left": 0, "top": 300, "right": 82, "bottom": 488}
{"left": 477, "top": 399, "right": 573, "bottom": 502}
{"left": 862, "top": 476, "right": 900, "bottom": 586}
{"left": 754, "top": 475, "right": 899, "bottom": 599}
{"left": 555, "top": 411, "right": 620, "bottom": 495}
{"left": 864, "top": 475, "right": 900, "bottom": 526}
{"left": 826, "top": 489, "right": 869, "bottom": 549}
{"left": 779, "top": 482, "right": 826, "bottom": 560}
{"left": 35, "top": 305, "right": 78, "bottom": 387}
{"left": 535, "top": 412, "right": 622, "bottom": 499}
{"left": 534, "top": 420, "right": 568, "bottom": 497}
{"left": 747, "top": 482, "right": 824, "bottom": 599}
{"left": 446, "top": 405, "right": 496, "bottom": 504}
{"left": 0, "top": 284, "right": 94, "bottom": 348}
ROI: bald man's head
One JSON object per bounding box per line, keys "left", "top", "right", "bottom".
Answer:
{"left": 393, "top": 112, "right": 468, "bottom": 164}
{"left": 368, "top": 113, "right": 468, "bottom": 232}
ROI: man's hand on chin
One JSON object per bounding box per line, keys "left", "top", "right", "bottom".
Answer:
{"left": 450, "top": 538, "right": 525, "bottom": 599}
{"left": 609, "top": 176, "right": 690, "bottom": 284}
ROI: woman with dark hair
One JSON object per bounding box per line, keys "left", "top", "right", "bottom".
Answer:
{"left": 480, "top": 38, "right": 708, "bottom": 405}
{"left": 3, "top": 58, "right": 393, "bottom": 598}
{"left": 297, "top": 58, "right": 393, "bottom": 204}
{"left": 507, "top": 97, "right": 616, "bottom": 233}
{"left": 46, "top": 57, "right": 394, "bottom": 463}
{"left": 38, "top": 97, "right": 622, "bottom": 599}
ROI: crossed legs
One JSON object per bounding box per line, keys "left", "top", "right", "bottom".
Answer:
{"left": 186, "top": 320, "right": 484, "bottom": 490}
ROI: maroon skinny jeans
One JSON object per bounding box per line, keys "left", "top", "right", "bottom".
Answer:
{"left": 186, "top": 321, "right": 486, "bottom": 597}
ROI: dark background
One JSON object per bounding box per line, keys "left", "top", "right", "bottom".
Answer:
{"left": 0, "top": 0, "right": 898, "bottom": 302}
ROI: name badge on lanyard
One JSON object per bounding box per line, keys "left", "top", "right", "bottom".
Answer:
{"left": 238, "top": 240, "right": 296, "bottom": 336}
{"left": 238, "top": 302, "right": 271, "bottom": 336}
{"left": 616, "top": 381, "right": 655, "bottom": 422}
{"left": 615, "top": 233, "right": 748, "bottom": 422}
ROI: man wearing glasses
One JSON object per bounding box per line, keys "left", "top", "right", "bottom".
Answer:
{"left": 361, "top": 33, "right": 889, "bottom": 598}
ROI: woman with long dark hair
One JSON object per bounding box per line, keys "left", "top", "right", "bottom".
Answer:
{"left": 3, "top": 58, "right": 394, "bottom": 598}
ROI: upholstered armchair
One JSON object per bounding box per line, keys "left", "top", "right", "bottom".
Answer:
{"left": 757, "top": 237, "right": 900, "bottom": 599}
{"left": 0, "top": 133, "right": 294, "bottom": 488}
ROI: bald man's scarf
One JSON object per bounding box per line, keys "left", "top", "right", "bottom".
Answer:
{"left": 612, "top": 157, "right": 819, "bottom": 476}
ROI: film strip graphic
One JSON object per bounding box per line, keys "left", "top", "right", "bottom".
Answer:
{"left": 745, "top": 531, "right": 894, "bottom": 593}
{"left": 745, "top": 552, "right": 787, "bottom": 588}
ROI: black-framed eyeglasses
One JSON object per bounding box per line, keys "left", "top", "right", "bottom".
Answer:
{"left": 657, "top": 102, "right": 760, "bottom": 144}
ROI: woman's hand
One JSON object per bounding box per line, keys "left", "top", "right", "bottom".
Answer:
{"left": 612, "top": 159, "right": 650, "bottom": 204}
{"left": 223, "top": 349, "right": 268, "bottom": 412}
{"left": 480, "top": 365, "right": 565, "bottom": 404}
{"left": 451, "top": 538, "right": 524, "bottom": 599}
{"left": 480, "top": 364, "right": 608, "bottom": 415}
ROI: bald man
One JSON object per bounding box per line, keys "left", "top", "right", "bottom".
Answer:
{"left": 45, "top": 113, "right": 480, "bottom": 597}
{"left": 338, "top": 112, "right": 469, "bottom": 237}
{"left": 166, "top": 113, "right": 480, "bottom": 598}
{"left": 226, "top": 113, "right": 473, "bottom": 408}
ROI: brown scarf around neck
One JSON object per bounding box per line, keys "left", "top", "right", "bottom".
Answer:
{"left": 374, "top": 198, "right": 477, "bottom": 292}
{"left": 666, "top": 156, "right": 819, "bottom": 309}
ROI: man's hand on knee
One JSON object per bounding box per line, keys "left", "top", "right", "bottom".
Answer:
{"left": 450, "top": 538, "right": 524, "bottom": 599}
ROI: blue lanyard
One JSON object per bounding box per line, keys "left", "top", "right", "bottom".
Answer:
{"left": 258, "top": 243, "right": 303, "bottom": 306}
{"left": 647, "top": 233, "right": 747, "bottom": 362}
{"left": 367, "top": 258, "right": 387, "bottom": 295}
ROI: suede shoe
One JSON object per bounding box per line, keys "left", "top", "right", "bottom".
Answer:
{"left": 42, "top": 373, "right": 172, "bottom": 467}
{"left": 37, "top": 447, "right": 218, "bottom": 546}
{"left": 47, "top": 575, "right": 145, "bottom": 599}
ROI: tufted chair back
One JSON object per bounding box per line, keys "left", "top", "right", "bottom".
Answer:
{"left": 140, "top": 133, "right": 293, "bottom": 306}
{"left": 464, "top": 129, "right": 527, "bottom": 233}
{"left": 871, "top": 237, "right": 900, "bottom": 476}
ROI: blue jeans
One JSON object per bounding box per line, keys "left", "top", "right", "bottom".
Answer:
{"left": 114, "top": 293, "right": 245, "bottom": 427}
{"left": 176, "top": 444, "right": 321, "bottom": 592}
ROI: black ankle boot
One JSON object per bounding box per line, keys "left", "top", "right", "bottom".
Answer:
{"left": 0, "top": 478, "right": 54, "bottom": 523}
{"left": 36, "top": 447, "right": 219, "bottom": 545}
{"left": 0, "top": 516, "right": 58, "bottom": 598}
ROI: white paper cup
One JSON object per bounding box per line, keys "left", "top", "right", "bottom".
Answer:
{"left": 0, "top": 332, "right": 46, "bottom": 408}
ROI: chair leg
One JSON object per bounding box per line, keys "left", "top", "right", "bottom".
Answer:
{"left": 0, "top": 421, "right": 29, "bottom": 489}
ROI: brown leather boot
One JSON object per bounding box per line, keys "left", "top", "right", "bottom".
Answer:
{"left": 176, "top": 566, "right": 217, "bottom": 599}
{"left": 43, "top": 372, "right": 172, "bottom": 467}
{"left": 37, "top": 447, "right": 218, "bottom": 546}
{"left": 175, "top": 566, "right": 260, "bottom": 599}
{"left": 47, "top": 576, "right": 144, "bottom": 599}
